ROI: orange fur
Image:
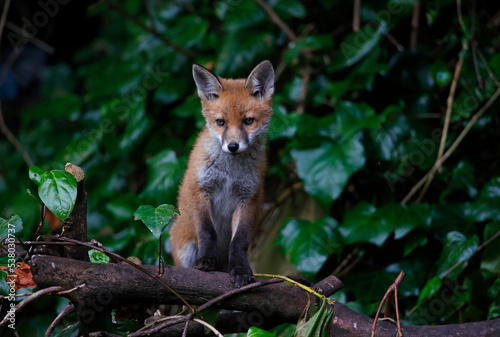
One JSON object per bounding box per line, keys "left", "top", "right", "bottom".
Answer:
{"left": 169, "top": 62, "right": 274, "bottom": 286}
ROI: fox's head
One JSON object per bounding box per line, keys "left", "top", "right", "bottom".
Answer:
{"left": 193, "top": 61, "right": 274, "bottom": 154}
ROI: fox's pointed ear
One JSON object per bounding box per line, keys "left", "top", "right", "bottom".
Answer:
{"left": 193, "top": 64, "right": 223, "bottom": 101}
{"left": 245, "top": 60, "right": 274, "bottom": 100}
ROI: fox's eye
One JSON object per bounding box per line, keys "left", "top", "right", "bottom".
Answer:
{"left": 243, "top": 117, "right": 254, "bottom": 125}
{"left": 216, "top": 119, "right": 225, "bottom": 126}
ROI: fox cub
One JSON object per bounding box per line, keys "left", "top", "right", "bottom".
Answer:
{"left": 169, "top": 61, "right": 274, "bottom": 287}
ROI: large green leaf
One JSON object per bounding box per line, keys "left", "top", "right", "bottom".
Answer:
{"left": 284, "top": 35, "right": 334, "bottom": 64}
{"left": 437, "top": 232, "right": 479, "bottom": 279}
{"left": 29, "top": 166, "right": 46, "bottom": 186}
{"left": 118, "top": 101, "right": 151, "bottom": 151}
{"left": 481, "top": 221, "right": 500, "bottom": 274}
{"left": 134, "top": 204, "right": 179, "bottom": 239}
{"left": 139, "top": 149, "right": 186, "bottom": 205}
{"left": 0, "top": 214, "right": 23, "bottom": 240}
{"left": 54, "top": 322, "right": 80, "bottom": 337}
{"left": 291, "top": 138, "right": 365, "bottom": 210}
{"left": 339, "top": 203, "right": 387, "bottom": 246}
{"left": 277, "top": 217, "right": 342, "bottom": 274}
{"left": 0, "top": 270, "right": 9, "bottom": 296}
{"left": 88, "top": 249, "right": 110, "bottom": 264}
{"left": 339, "top": 202, "right": 431, "bottom": 247}
{"left": 268, "top": 106, "right": 299, "bottom": 140}
{"left": 248, "top": 327, "right": 276, "bottom": 337}
{"left": 479, "top": 176, "right": 500, "bottom": 199}
{"left": 330, "top": 21, "right": 388, "bottom": 72}
{"left": 417, "top": 275, "right": 442, "bottom": 307}
{"left": 295, "top": 300, "right": 333, "bottom": 337}
{"left": 32, "top": 170, "right": 77, "bottom": 221}
{"left": 221, "top": 0, "right": 266, "bottom": 31}
{"left": 440, "top": 161, "right": 478, "bottom": 200}
{"left": 273, "top": 0, "right": 306, "bottom": 19}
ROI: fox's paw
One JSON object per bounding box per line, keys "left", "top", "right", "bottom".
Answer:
{"left": 229, "top": 263, "right": 253, "bottom": 288}
{"left": 193, "top": 257, "right": 217, "bottom": 271}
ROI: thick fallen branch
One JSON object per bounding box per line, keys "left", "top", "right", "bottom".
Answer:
{"left": 29, "top": 255, "right": 500, "bottom": 336}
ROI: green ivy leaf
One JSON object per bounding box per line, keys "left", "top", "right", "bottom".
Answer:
{"left": 53, "top": 321, "right": 80, "bottom": 337}
{"left": 291, "top": 138, "right": 365, "bottom": 210}
{"left": 488, "top": 302, "right": 500, "bottom": 320}
{"left": 285, "top": 35, "right": 334, "bottom": 64}
{"left": 0, "top": 214, "right": 24, "bottom": 240}
{"left": 223, "top": 0, "right": 266, "bottom": 31}
{"left": 437, "top": 232, "right": 478, "bottom": 279}
{"left": 139, "top": 149, "right": 186, "bottom": 205}
{"left": 277, "top": 217, "right": 342, "bottom": 274}
{"left": 481, "top": 221, "right": 500, "bottom": 274}
{"left": 338, "top": 203, "right": 393, "bottom": 247}
{"left": 29, "top": 166, "right": 46, "bottom": 186}
{"left": 295, "top": 300, "right": 333, "bottom": 337}
{"left": 134, "top": 204, "right": 179, "bottom": 239}
{"left": 417, "top": 275, "right": 442, "bottom": 307}
{"left": 480, "top": 176, "right": 500, "bottom": 199}
{"left": 487, "top": 278, "right": 500, "bottom": 300}
{"left": 247, "top": 327, "right": 276, "bottom": 337}
{"left": 0, "top": 270, "right": 9, "bottom": 296}
{"left": 268, "top": 106, "right": 299, "bottom": 140}
{"left": 88, "top": 249, "right": 110, "bottom": 264}
{"left": 440, "top": 161, "right": 477, "bottom": 200}
{"left": 403, "top": 232, "right": 428, "bottom": 257}
{"left": 330, "top": 21, "right": 387, "bottom": 72}
{"left": 36, "top": 170, "right": 77, "bottom": 221}
{"left": 273, "top": 0, "right": 306, "bottom": 19}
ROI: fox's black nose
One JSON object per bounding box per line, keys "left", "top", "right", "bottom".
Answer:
{"left": 228, "top": 143, "right": 239, "bottom": 153}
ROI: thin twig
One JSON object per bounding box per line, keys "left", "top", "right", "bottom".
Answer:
{"left": 255, "top": 0, "right": 297, "bottom": 41}
{"left": 136, "top": 278, "right": 282, "bottom": 336}
{"left": 56, "top": 284, "right": 85, "bottom": 295}
{"left": 103, "top": 0, "right": 195, "bottom": 60}
{"left": 296, "top": 62, "right": 312, "bottom": 114}
{"left": 192, "top": 318, "right": 223, "bottom": 337}
{"left": 0, "top": 286, "right": 64, "bottom": 326}
{"left": 134, "top": 316, "right": 185, "bottom": 334}
{"left": 197, "top": 278, "right": 282, "bottom": 313}
{"left": 402, "top": 86, "right": 500, "bottom": 204}
{"left": 181, "top": 319, "right": 190, "bottom": 337}
{"left": 415, "top": 46, "right": 466, "bottom": 203}
{"left": 0, "top": 103, "right": 34, "bottom": 167}
{"left": 0, "top": 43, "right": 24, "bottom": 87}
{"left": 385, "top": 32, "right": 404, "bottom": 51}
{"left": 353, "top": 0, "right": 361, "bottom": 32}
{"left": 469, "top": 0, "right": 483, "bottom": 90}
{"left": 16, "top": 241, "right": 77, "bottom": 246}
{"left": 371, "top": 271, "right": 405, "bottom": 337}
{"left": 410, "top": 0, "right": 420, "bottom": 50}
{"left": 0, "top": 0, "right": 34, "bottom": 168}
{"left": 477, "top": 49, "right": 500, "bottom": 87}
{"left": 457, "top": 0, "right": 465, "bottom": 30}
{"left": 45, "top": 304, "right": 75, "bottom": 337}
{"left": 0, "top": 0, "right": 11, "bottom": 48}
{"left": 332, "top": 248, "right": 359, "bottom": 276}
{"left": 5, "top": 22, "right": 55, "bottom": 54}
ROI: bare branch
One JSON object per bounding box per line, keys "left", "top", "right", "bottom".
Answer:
{"left": 402, "top": 85, "right": 500, "bottom": 205}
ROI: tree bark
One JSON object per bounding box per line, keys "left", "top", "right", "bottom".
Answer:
{"left": 29, "top": 255, "right": 500, "bottom": 336}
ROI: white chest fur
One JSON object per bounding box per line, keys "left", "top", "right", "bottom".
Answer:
{"left": 197, "top": 137, "right": 264, "bottom": 267}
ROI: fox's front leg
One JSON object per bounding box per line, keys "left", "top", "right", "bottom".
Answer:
{"left": 229, "top": 204, "right": 255, "bottom": 287}
{"left": 193, "top": 200, "right": 218, "bottom": 271}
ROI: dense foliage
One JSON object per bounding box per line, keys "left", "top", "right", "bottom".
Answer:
{"left": 1, "top": 0, "right": 500, "bottom": 335}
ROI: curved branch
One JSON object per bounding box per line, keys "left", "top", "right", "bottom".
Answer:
{"left": 29, "top": 255, "right": 500, "bottom": 336}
